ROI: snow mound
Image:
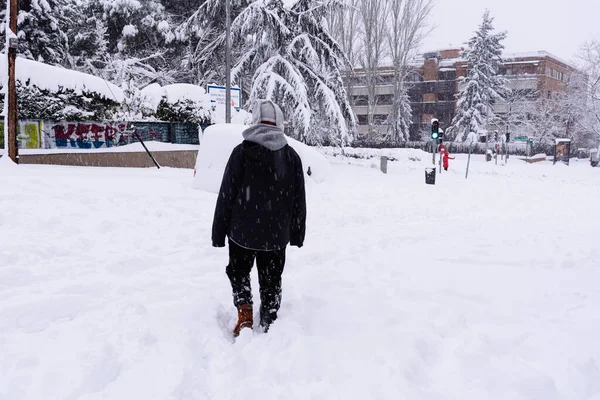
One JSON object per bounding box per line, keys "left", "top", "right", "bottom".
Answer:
{"left": 193, "top": 123, "right": 330, "bottom": 193}
{"left": 0, "top": 56, "right": 124, "bottom": 102}
{"left": 0, "top": 153, "right": 18, "bottom": 168}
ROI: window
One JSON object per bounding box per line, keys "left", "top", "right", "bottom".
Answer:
{"left": 557, "top": 71, "right": 563, "bottom": 81}
{"left": 357, "top": 114, "right": 369, "bottom": 125}
{"left": 376, "top": 94, "right": 394, "bottom": 105}
{"left": 548, "top": 67, "right": 554, "bottom": 78}
{"left": 439, "top": 70, "right": 456, "bottom": 81}
{"left": 378, "top": 75, "right": 394, "bottom": 85}
{"left": 373, "top": 114, "right": 388, "bottom": 125}
{"left": 352, "top": 95, "right": 368, "bottom": 106}
{"left": 438, "top": 92, "right": 455, "bottom": 101}
{"left": 409, "top": 72, "right": 422, "bottom": 82}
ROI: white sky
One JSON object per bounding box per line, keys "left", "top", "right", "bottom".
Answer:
{"left": 421, "top": 0, "right": 600, "bottom": 62}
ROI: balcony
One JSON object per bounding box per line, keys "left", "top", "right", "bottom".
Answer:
{"left": 410, "top": 80, "right": 456, "bottom": 94}
{"left": 353, "top": 104, "right": 393, "bottom": 115}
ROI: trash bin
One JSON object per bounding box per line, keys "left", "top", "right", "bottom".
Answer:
{"left": 425, "top": 168, "right": 436, "bottom": 185}
{"left": 486, "top": 149, "right": 493, "bottom": 162}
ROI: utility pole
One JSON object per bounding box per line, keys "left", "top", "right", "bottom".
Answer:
{"left": 225, "top": 0, "right": 232, "bottom": 124}
{"left": 7, "top": 0, "right": 18, "bottom": 163}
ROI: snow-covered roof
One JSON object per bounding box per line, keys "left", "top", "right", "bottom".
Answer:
{"left": 502, "top": 51, "right": 575, "bottom": 69}
{"left": 0, "top": 55, "right": 124, "bottom": 102}
{"left": 556, "top": 138, "right": 572, "bottom": 143}
{"left": 504, "top": 60, "right": 541, "bottom": 65}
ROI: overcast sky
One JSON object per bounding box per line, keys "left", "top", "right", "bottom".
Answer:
{"left": 421, "top": 0, "right": 600, "bottom": 63}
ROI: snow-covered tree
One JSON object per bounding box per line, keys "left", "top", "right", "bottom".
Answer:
{"left": 64, "top": 3, "right": 109, "bottom": 73}
{"left": 572, "top": 40, "right": 600, "bottom": 148}
{"left": 501, "top": 87, "right": 537, "bottom": 139}
{"left": 325, "top": 0, "right": 360, "bottom": 107}
{"left": 182, "top": 0, "right": 355, "bottom": 145}
{"left": 0, "top": 0, "right": 69, "bottom": 65}
{"left": 449, "top": 11, "right": 509, "bottom": 142}
{"left": 385, "top": 0, "right": 433, "bottom": 142}
{"left": 357, "top": 0, "right": 388, "bottom": 135}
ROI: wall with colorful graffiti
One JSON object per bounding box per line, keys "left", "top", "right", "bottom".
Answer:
{"left": 0, "top": 121, "right": 44, "bottom": 150}
{"left": 9, "top": 121, "right": 202, "bottom": 149}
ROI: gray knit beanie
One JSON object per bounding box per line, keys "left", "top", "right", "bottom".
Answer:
{"left": 252, "top": 99, "right": 284, "bottom": 129}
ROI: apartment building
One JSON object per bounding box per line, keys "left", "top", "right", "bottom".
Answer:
{"left": 349, "top": 49, "right": 577, "bottom": 140}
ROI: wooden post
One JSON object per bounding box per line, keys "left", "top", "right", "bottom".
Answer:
{"left": 7, "top": 0, "right": 18, "bottom": 163}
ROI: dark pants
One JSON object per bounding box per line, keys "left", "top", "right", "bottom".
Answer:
{"left": 226, "top": 239, "right": 286, "bottom": 328}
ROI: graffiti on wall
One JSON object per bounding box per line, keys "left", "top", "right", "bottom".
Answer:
{"left": 19, "top": 121, "right": 42, "bottom": 149}
{"left": 41, "top": 122, "right": 167, "bottom": 149}
{"left": 0, "top": 121, "right": 43, "bottom": 149}
{"left": 42, "top": 121, "right": 129, "bottom": 149}
{"left": 3, "top": 121, "right": 195, "bottom": 150}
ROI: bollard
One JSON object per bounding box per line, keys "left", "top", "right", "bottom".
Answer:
{"left": 380, "top": 156, "right": 388, "bottom": 174}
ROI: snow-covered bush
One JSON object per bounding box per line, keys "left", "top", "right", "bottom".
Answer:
{"left": 0, "top": 83, "right": 120, "bottom": 121}
{"left": 0, "top": 57, "right": 123, "bottom": 121}
{"left": 140, "top": 83, "right": 213, "bottom": 124}
{"left": 156, "top": 98, "right": 212, "bottom": 125}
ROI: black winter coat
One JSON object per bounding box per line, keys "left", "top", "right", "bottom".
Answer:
{"left": 212, "top": 140, "right": 306, "bottom": 251}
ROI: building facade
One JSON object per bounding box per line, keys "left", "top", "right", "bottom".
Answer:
{"left": 349, "top": 49, "right": 577, "bottom": 141}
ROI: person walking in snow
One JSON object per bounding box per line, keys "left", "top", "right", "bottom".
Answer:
{"left": 212, "top": 99, "right": 307, "bottom": 337}
{"left": 442, "top": 150, "right": 455, "bottom": 171}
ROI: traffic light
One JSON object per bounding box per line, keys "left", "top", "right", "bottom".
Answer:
{"left": 431, "top": 119, "right": 439, "bottom": 140}
{"left": 506, "top": 132, "right": 510, "bottom": 142}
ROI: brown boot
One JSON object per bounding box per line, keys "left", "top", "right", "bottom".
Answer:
{"left": 233, "top": 304, "right": 253, "bottom": 337}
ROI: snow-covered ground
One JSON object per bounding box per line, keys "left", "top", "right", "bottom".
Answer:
{"left": 1, "top": 151, "right": 599, "bottom": 399}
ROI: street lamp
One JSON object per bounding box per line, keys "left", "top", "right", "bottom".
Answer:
{"left": 225, "top": 0, "right": 231, "bottom": 123}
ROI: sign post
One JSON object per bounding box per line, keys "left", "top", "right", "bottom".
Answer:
{"left": 207, "top": 85, "right": 242, "bottom": 110}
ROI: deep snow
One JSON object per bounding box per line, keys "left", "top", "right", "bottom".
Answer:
{"left": 1, "top": 151, "right": 599, "bottom": 400}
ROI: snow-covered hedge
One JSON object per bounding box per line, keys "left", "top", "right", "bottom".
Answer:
{"left": 1, "top": 83, "right": 120, "bottom": 121}
{"left": 141, "top": 83, "right": 213, "bottom": 125}
{"left": 0, "top": 56, "right": 123, "bottom": 121}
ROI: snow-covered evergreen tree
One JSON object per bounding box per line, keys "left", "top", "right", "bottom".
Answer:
{"left": 182, "top": 0, "right": 355, "bottom": 145}
{"left": 64, "top": 2, "right": 109, "bottom": 73}
{"left": 448, "top": 11, "right": 509, "bottom": 142}
{"left": 0, "top": 0, "right": 69, "bottom": 65}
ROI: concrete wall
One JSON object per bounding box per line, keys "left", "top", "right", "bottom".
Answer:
{"left": 18, "top": 150, "right": 198, "bottom": 169}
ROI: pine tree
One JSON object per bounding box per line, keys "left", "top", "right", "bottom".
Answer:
{"left": 0, "top": 0, "right": 70, "bottom": 65}
{"left": 183, "top": 0, "right": 355, "bottom": 145}
{"left": 448, "top": 10, "right": 509, "bottom": 142}
{"left": 63, "top": 1, "right": 109, "bottom": 73}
